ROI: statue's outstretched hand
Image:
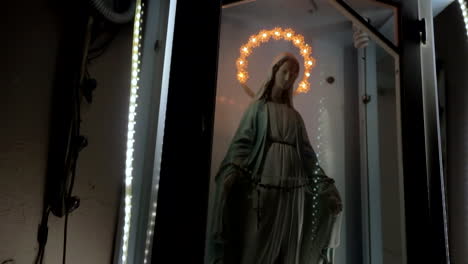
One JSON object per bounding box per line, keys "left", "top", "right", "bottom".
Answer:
{"left": 223, "top": 172, "right": 238, "bottom": 195}
{"left": 328, "top": 194, "right": 343, "bottom": 215}
{"left": 325, "top": 185, "right": 343, "bottom": 215}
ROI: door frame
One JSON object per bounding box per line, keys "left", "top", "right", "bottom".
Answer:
{"left": 144, "top": 0, "right": 449, "bottom": 263}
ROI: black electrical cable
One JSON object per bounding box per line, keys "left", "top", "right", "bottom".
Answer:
{"left": 36, "top": 11, "right": 117, "bottom": 264}
{"left": 62, "top": 140, "right": 81, "bottom": 264}
{"left": 87, "top": 32, "right": 119, "bottom": 63}
{"left": 62, "top": 54, "right": 83, "bottom": 264}
{"left": 34, "top": 207, "right": 50, "bottom": 264}
{"left": 87, "top": 22, "right": 120, "bottom": 63}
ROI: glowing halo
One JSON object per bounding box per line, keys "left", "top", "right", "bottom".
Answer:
{"left": 236, "top": 27, "right": 316, "bottom": 97}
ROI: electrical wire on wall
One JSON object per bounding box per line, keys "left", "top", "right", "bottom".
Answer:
{"left": 34, "top": 1, "right": 135, "bottom": 263}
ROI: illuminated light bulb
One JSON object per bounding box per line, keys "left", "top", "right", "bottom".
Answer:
{"left": 305, "top": 72, "right": 310, "bottom": 77}
{"left": 286, "top": 33, "right": 292, "bottom": 38}
{"left": 126, "top": 167, "right": 133, "bottom": 176}
{"left": 252, "top": 38, "right": 257, "bottom": 42}
{"left": 262, "top": 33, "right": 267, "bottom": 37}
{"left": 125, "top": 177, "right": 132, "bottom": 186}
{"left": 128, "top": 122, "right": 135, "bottom": 131}
{"left": 308, "top": 60, "right": 313, "bottom": 66}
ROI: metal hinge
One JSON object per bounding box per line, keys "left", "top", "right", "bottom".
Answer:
{"left": 362, "top": 94, "right": 371, "bottom": 104}
{"left": 417, "top": 18, "right": 427, "bottom": 45}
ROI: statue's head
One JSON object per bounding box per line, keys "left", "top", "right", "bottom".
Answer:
{"left": 256, "top": 52, "right": 300, "bottom": 106}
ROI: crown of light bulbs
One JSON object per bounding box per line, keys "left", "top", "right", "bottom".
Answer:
{"left": 236, "top": 27, "right": 316, "bottom": 94}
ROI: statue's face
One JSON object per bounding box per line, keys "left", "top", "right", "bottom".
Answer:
{"left": 274, "top": 60, "right": 298, "bottom": 90}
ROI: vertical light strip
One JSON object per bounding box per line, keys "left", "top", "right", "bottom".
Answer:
{"left": 122, "top": 1, "right": 143, "bottom": 264}
{"left": 142, "top": 0, "right": 178, "bottom": 263}
{"left": 458, "top": 0, "right": 468, "bottom": 37}
{"left": 316, "top": 97, "right": 325, "bottom": 165}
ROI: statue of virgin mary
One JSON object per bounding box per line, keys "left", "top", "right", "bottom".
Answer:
{"left": 207, "top": 52, "right": 342, "bottom": 264}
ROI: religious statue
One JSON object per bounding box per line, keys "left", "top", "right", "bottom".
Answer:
{"left": 207, "top": 52, "right": 342, "bottom": 264}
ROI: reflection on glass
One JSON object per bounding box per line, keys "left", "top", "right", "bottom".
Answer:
{"left": 340, "top": 0, "right": 398, "bottom": 46}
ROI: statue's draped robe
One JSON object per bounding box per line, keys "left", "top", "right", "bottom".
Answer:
{"left": 207, "top": 100, "right": 340, "bottom": 264}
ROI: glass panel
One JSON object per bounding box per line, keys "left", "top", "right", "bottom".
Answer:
{"left": 341, "top": 0, "right": 398, "bottom": 46}
{"left": 359, "top": 41, "right": 405, "bottom": 263}
{"left": 376, "top": 44, "right": 403, "bottom": 264}
{"left": 205, "top": 1, "right": 404, "bottom": 263}
{"left": 434, "top": 2, "right": 468, "bottom": 262}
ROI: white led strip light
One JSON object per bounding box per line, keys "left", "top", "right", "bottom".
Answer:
{"left": 458, "top": 0, "right": 468, "bottom": 37}
{"left": 122, "top": 1, "right": 143, "bottom": 263}
{"left": 142, "top": 201, "right": 157, "bottom": 264}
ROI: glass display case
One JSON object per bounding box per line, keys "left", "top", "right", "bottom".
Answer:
{"left": 115, "top": 1, "right": 450, "bottom": 263}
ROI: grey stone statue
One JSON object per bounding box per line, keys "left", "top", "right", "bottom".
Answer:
{"left": 207, "top": 52, "right": 342, "bottom": 264}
